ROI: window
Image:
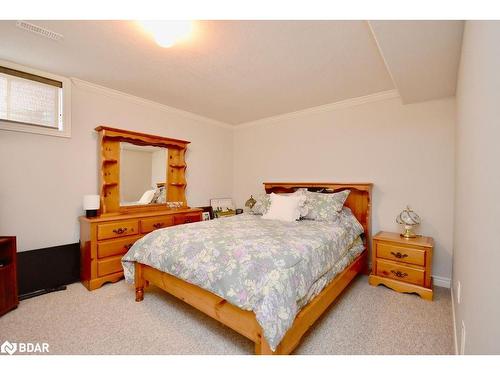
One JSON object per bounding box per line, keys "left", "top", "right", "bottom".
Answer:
{"left": 0, "top": 60, "right": 71, "bottom": 137}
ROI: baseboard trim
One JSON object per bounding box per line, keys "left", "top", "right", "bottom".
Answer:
{"left": 432, "top": 275, "right": 451, "bottom": 288}
{"left": 451, "top": 285, "right": 459, "bottom": 355}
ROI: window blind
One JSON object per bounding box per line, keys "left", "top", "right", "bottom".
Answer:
{"left": 0, "top": 67, "right": 62, "bottom": 129}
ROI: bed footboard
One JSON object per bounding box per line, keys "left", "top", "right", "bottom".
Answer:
{"left": 132, "top": 250, "right": 367, "bottom": 354}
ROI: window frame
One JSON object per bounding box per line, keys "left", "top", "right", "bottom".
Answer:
{"left": 0, "top": 59, "right": 71, "bottom": 138}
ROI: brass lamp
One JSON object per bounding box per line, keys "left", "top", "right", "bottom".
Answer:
{"left": 396, "top": 205, "right": 421, "bottom": 238}
{"left": 245, "top": 195, "right": 256, "bottom": 211}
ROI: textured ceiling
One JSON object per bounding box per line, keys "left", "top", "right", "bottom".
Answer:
{"left": 0, "top": 20, "right": 395, "bottom": 124}
{"left": 0, "top": 20, "right": 463, "bottom": 125}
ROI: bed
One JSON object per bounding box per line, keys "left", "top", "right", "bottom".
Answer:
{"left": 122, "top": 182, "right": 372, "bottom": 354}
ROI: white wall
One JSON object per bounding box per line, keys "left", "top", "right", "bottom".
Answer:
{"left": 233, "top": 93, "right": 455, "bottom": 281}
{"left": 453, "top": 21, "right": 500, "bottom": 354}
{"left": 0, "top": 79, "right": 233, "bottom": 252}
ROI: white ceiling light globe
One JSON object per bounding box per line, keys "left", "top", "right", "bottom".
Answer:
{"left": 137, "top": 21, "right": 193, "bottom": 48}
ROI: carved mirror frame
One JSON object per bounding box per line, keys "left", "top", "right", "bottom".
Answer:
{"left": 95, "top": 126, "right": 190, "bottom": 215}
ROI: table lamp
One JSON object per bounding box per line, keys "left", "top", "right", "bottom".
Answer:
{"left": 83, "top": 195, "right": 100, "bottom": 218}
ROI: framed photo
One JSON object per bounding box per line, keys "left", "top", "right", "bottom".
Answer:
{"left": 210, "top": 198, "right": 235, "bottom": 218}
{"left": 199, "top": 206, "right": 214, "bottom": 220}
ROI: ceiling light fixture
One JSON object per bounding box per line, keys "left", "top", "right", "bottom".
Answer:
{"left": 136, "top": 20, "right": 193, "bottom": 48}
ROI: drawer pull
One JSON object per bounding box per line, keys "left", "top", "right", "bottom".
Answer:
{"left": 390, "top": 270, "right": 408, "bottom": 278}
{"left": 390, "top": 251, "right": 408, "bottom": 259}
{"left": 124, "top": 243, "right": 134, "bottom": 251}
{"left": 185, "top": 218, "right": 191, "bottom": 223}
{"left": 112, "top": 228, "right": 128, "bottom": 235}
{"left": 152, "top": 222, "right": 165, "bottom": 229}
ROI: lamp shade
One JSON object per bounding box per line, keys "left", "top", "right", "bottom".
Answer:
{"left": 396, "top": 205, "right": 421, "bottom": 238}
{"left": 83, "top": 195, "right": 100, "bottom": 210}
{"left": 245, "top": 195, "right": 256, "bottom": 209}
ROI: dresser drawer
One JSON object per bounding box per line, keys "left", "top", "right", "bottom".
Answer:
{"left": 97, "top": 255, "right": 123, "bottom": 277}
{"left": 376, "top": 259, "right": 425, "bottom": 286}
{"left": 376, "top": 242, "right": 425, "bottom": 266}
{"left": 97, "top": 220, "right": 139, "bottom": 240}
{"left": 97, "top": 235, "right": 142, "bottom": 259}
{"left": 140, "top": 215, "right": 174, "bottom": 234}
{"left": 173, "top": 213, "right": 201, "bottom": 225}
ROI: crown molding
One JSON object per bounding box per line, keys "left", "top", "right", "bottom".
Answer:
{"left": 71, "top": 77, "right": 399, "bottom": 131}
{"left": 71, "top": 78, "right": 233, "bottom": 130}
{"left": 235, "top": 89, "right": 400, "bottom": 130}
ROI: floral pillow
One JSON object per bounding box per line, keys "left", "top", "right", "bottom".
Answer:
{"left": 251, "top": 194, "right": 271, "bottom": 215}
{"left": 303, "top": 189, "right": 350, "bottom": 222}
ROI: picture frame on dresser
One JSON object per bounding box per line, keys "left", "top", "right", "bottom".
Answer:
{"left": 199, "top": 206, "right": 215, "bottom": 220}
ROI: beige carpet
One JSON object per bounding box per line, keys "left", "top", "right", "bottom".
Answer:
{"left": 0, "top": 275, "right": 453, "bottom": 355}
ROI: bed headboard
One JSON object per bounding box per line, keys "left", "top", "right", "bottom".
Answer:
{"left": 263, "top": 182, "right": 373, "bottom": 252}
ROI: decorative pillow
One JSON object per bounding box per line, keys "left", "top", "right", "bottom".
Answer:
{"left": 138, "top": 189, "right": 155, "bottom": 204}
{"left": 251, "top": 189, "right": 308, "bottom": 216}
{"left": 303, "top": 189, "right": 350, "bottom": 222}
{"left": 262, "top": 193, "right": 305, "bottom": 222}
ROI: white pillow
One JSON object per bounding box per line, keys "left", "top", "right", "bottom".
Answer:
{"left": 262, "top": 193, "right": 305, "bottom": 222}
{"left": 138, "top": 189, "right": 155, "bottom": 204}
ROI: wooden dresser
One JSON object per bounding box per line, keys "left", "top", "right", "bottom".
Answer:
{"left": 0, "top": 236, "right": 18, "bottom": 316}
{"left": 79, "top": 208, "right": 202, "bottom": 290}
{"left": 368, "top": 231, "right": 434, "bottom": 300}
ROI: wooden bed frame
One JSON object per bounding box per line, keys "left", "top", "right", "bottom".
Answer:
{"left": 134, "top": 182, "right": 372, "bottom": 354}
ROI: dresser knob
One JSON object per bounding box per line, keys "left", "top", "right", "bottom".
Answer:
{"left": 390, "top": 251, "right": 408, "bottom": 259}
{"left": 153, "top": 222, "right": 165, "bottom": 229}
{"left": 113, "top": 228, "right": 128, "bottom": 235}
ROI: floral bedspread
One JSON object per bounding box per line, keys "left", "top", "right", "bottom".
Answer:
{"left": 122, "top": 210, "right": 364, "bottom": 350}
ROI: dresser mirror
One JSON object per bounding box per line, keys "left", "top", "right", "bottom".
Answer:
{"left": 119, "top": 142, "right": 167, "bottom": 206}
{"left": 95, "top": 126, "right": 190, "bottom": 215}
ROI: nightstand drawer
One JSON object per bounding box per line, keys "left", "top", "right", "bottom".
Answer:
{"left": 376, "top": 259, "right": 424, "bottom": 286}
{"left": 97, "top": 220, "right": 139, "bottom": 240}
{"left": 376, "top": 242, "right": 425, "bottom": 266}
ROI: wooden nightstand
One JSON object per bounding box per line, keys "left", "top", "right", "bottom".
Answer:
{"left": 369, "top": 231, "right": 433, "bottom": 300}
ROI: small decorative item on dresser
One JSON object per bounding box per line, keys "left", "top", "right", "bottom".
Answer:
{"left": 369, "top": 231, "right": 434, "bottom": 300}
{"left": 396, "top": 205, "right": 421, "bottom": 238}
{"left": 83, "top": 194, "right": 100, "bottom": 218}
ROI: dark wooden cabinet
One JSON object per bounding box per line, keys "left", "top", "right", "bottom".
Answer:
{"left": 0, "top": 236, "right": 18, "bottom": 316}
